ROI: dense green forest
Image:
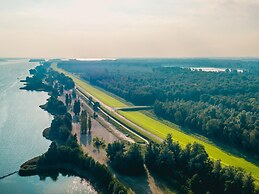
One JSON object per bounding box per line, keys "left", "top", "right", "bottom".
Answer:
{"left": 58, "top": 59, "right": 259, "bottom": 157}
{"left": 145, "top": 134, "right": 255, "bottom": 194}
{"left": 106, "top": 135, "right": 256, "bottom": 194}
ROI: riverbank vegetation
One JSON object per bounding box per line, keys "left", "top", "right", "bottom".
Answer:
{"left": 40, "top": 96, "right": 67, "bottom": 115}
{"left": 19, "top": 62, "right": 128, "bottom": 194}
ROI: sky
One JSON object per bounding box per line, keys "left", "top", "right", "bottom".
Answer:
{"left": 0, "top": 0, "right": 259, "bottom": 58}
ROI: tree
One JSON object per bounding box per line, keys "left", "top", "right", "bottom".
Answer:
{"left": 73, "top": 99, "right": 81, "bottom": 116}
{"left": 65, "top": 93, "right": 69, "bottom": 107}
{"left": 125, "top": 143, "right": 144, "bottom": 174}
{"left": 188, "top": 174, "right": 203, "bottom": 194}
{"left": 80, "top": 110, "right": 87, "bottom": 134}
{"left": 88, "top": 116, "right": 92, "bottom": 133}
{"left": 187, "top": 142, "right": 212, "bottom": 177}
{"left": 93, "top": 137, "right": 106, "bottom": 150}
{"left": 107, "top": 141, "right": 144, "bottom": 175}
{"left": 68, "top": 94, "right": 72, "bottom": 105}
{"left": 206, "top": 119, "right": 221, "bottom": 137}
{"left": 107, "top": 141, "right": 125, "bottom": 161}
{"left": 93, "top": 102, "right": 100, "bottom": 112}
{"left": 72, "top": 89, "right": 77, "bottom": 99}
{"left": 145, "top": 142, "right": 159, "bottom": 170}
{"left": 66, "top": 134, "right": 79, "bottom": 149}
{"left": 59, "top": 85, "right": 64, "bottom": 95}
{"left": 47, "top": 141, "right": 58, "bottom": 157}
{"left": 242, "top": 173, "right": 255, "bottom": 194}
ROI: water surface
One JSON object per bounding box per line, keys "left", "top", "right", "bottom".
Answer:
{"left": 0, "top": 59, "right": 96, "bottom": 194}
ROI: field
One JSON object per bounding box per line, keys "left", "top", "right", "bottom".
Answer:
{"left": 52, "top": 64, "right": 259, "bottom": 184}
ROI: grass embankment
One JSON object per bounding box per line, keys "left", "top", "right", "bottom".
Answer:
{"left": 77, "top": 90, "right": 145, "bottom": 144}
{"left": 100, "top": 106, "right": 156, "bottom": 143}
{"left": 52, "top": 64, "right": 259, "bottom": 185}
{"left": 52, "top": 64, "right": 125, "bottom": 107}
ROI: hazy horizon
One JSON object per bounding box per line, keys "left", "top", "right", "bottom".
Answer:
{"left": 1, "top": 0, "right": 259, "bottom": 58}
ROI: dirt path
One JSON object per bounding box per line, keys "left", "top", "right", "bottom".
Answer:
{"left": 78, "top": 93, "right": 135, "bottom": 143}
{"left": 76, "top": 86, "right": 161, "bottom": 143}
{"left": 58, "top": 92, "right": 174, "bottom": 194}
{"left": 72, "top": 121, "right": 115, "bottom": 165}
{"left": 76, "top": 87, "right": 150, "bottom": 144}
{"left": 59, "top": 93, "right": 120, "bottom": 165}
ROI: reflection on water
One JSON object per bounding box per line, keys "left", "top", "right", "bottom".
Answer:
{"left": 1, "top": 174, "right": 96, "bottom": 194}
{"left": 0, "top": 59, "right": 96, "bottom": 194}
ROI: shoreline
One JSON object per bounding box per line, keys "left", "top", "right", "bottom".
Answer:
{"left": 18, "top": 63, "right": 128, "bottom": 194}
{"left": 18, "top": 66, "right": 94, "bottom": 184}
{"left": 18, "top": 157, "right": 105, "bottom": 193}
{"left": 19, "top": 157, "right": 95, "bottom": 180}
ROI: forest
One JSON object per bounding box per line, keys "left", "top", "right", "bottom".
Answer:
{"left": 105, "top": 134, "right": 256, "bottom": 194}
{"left": 145, "top": 134, "right": 255, "bottom": 194}
{"left": 58, "top": 59, "right": 259, "bottom": 157}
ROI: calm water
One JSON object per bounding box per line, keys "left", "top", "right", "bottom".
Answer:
{"left": 0, "top": 59, "right": 96, "bottom": 194}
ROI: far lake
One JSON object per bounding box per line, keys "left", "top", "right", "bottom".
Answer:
{"left": 189, "top": 67, "right": 243, "bottom": 72}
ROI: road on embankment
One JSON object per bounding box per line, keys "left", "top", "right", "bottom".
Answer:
{"left": 51, "top": 63, "right": 259, "bottom": 184}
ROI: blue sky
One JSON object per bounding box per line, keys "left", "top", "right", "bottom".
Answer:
{"left": 0, "top": 0, "right": 259, "bottom": 58}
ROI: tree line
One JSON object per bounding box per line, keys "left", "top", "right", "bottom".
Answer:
{"left": 58, "top": 60, "right": 259, "bottom": 157}
{"left": 145, "top": 134, "right": 256, "bottom": 194}
{"left": 154, "top": 100, "right": 259, "bottom": 156}
{"left": 106, "top": 135, "right": 256, "bottom": 194}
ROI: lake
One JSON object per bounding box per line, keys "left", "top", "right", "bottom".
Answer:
{"left": 189, "top": 67, "right": 243, "bottom": 72}
{"left": 0, "top": 59, "right": 96, "bottom": 194}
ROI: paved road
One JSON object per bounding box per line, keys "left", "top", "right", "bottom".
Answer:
{"left": 76, "top": 86, "right": 156, "bottom": 144}
{"left": 78, "top": 91, "right": 135, "bottom": 143}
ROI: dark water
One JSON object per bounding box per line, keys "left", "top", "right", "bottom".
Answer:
{"left": 0, "top": 59, "right": 96, "bottom": 194}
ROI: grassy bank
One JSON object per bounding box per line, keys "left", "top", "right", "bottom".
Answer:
{"left": 53, "top": 64, "right": 259, "bottom": 185}
{"left": 52, "top": 64, "right": 126, "bottom": 107}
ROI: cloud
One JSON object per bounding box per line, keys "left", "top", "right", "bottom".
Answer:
{"left": 0, "top": 0, "right": 258, "bottom": 57}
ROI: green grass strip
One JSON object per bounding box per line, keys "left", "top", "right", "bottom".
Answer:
{"left": 52, "top": 64, "right": 125, "bottom": 107}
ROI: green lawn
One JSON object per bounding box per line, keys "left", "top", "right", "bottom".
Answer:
{"left": 53, "top": 64, "right": 259, "bottom": 184}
